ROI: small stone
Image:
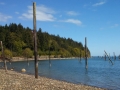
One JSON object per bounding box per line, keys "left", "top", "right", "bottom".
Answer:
{"left": 21, "top": 68, "right": 26, "bottom": 72}
{"left": 11, "top": 69, "right": 13, "bottom": 71}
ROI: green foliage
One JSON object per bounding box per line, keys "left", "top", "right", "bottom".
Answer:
{"left": 59, "top": 48, "right": 71, "bottom": 58}
{"left": 4, "top": 49, "right": 12, "bottom": 58}
{"left": 22, "top": 48, "right": 33, "bottom": 58}
{"left": 0, "top": 23, "right": 91, "bottom": 58}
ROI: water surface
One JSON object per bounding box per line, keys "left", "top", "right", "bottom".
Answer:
{"left": 0, "top": 57, "right": 120, "bottom": 90}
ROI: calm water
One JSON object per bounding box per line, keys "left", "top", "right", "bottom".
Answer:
{"left": 0, "top": 57, "right": 120, "bottom": 90}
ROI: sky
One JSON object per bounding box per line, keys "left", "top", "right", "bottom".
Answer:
{"left": 0, "top": 0, "right": 120, "bottom": 56}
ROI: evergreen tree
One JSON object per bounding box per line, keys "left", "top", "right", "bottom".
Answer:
{"left": 0, "top": 23, "right": 91, "bottom": 58}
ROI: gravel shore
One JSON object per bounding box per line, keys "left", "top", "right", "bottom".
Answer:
{"left": 0, "top": 69, "right": 106, "bottom": 90}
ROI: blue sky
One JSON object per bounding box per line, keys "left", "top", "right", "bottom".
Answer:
{"left": 0, "top": 0, "right": 120, "bottom": 56}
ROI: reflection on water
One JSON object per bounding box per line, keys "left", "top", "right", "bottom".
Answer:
{"left": 0, "top": 57, "right": 120, "bottom": 90}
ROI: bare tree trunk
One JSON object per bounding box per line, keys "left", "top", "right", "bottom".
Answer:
{"left": 104, "top": 50, "right": 113, "bottom": 65}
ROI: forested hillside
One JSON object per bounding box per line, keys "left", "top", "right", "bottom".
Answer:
{"left": 0, "top": 23, "right": 90, "bottom": 58}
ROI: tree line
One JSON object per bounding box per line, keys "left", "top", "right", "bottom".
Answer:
{"left": 0, "top": 23, "right": 90, "bottom": 59}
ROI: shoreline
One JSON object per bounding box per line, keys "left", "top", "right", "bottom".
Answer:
{"left": 0, "top": 69, "right": 106, "bottom": 90}
{"left": 0, "top": 57, "right": 79, "bottom": 62}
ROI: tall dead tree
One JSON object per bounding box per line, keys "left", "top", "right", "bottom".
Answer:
{"left": 104, "top": 50, "right": 113, "bottom": 65}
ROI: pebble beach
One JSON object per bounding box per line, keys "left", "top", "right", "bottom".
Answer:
{"left": 0, "top": 69, "right": 106, "bottom": 90}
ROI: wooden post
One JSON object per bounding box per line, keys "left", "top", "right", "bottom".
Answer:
{"left": 48, "top": 40, "right": 52, "bottom": 67}
{"left": 85, "top": 37, "right": 88, "bottom": 69}
{"left": 104, "top": 54, "right": 106, "bottom": 60}
{"left": 33, "top": 2, "right": 38, "bottom": 78}
{"left": 0, "top": 41, "right": 7, "bottom": 71}
{"left": 79, "top": 49, "right": 81, "bottom": 61}
{"left": 119, "top": 55, "right": 120, "bottom": 60}
{"left": 27, "top": 56, "right": 29, "bottom": 66}
{"left": 113, "top": 52, "right": 116, "bottom": 60}
{"left": 49, "top": 47, "right": 51, "bottom": 67}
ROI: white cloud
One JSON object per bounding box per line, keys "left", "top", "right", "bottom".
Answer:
{"left": 20, "top": 5, "right": 56, "bottom": 21}
{"left": 0, "top": 2, "right": 5, "bottom": 5}
{"left": 53, "top": 24, "right": 59, "bottom": 27}
{"left": 59, "top": 15, "right": 62, "bottom": 17}
{"left": 100, "top": 27, "right": 104, "bottom": 30}
{"left": 67, "top": 11, "right": 79, "bottom": 16}
{"left": 114, "top": 24, "right": 119, "bottom": 27}
{"left": 15, "top": 12, "right": 19, "bottom": 14}
{"left": 83, "top": 4, "right": 88, "bottom": 7}
{"left": 111, "top": 24, "right": 119, "bottom": 28}
{"left": 0, "top": 13, "right": 12, "bottom": 22}
{"left": 92, "top": 1, "right": 106, "bottom": 6}
{"left": 60, "top": 19, "right": 82, "bottom": 25}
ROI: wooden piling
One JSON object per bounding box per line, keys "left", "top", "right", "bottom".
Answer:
{"left": 109, "top": 53, "right": 110, "bottom": 58}
{"left": 85, "top": 37, "right": 88, "bottom": 69}
{"left": 104, "top": 54, "right": 106, "bottom": 60}
{"left": 49, "top": 46, "right": 51, "bottom": 67}
{"left": 33, "top": 2, "right": 38, "bottom": 78}
{"left": 113, "top": 52, "right": 116, "bottom": 60}
{"left": 79, "top": 49, "right": 81, "bottom": 61}
{"left": 0, "top": 41, "right": 7, "bottom": 71}
{"left": 119, "top": 55, "right": 120, "bottom": 60}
